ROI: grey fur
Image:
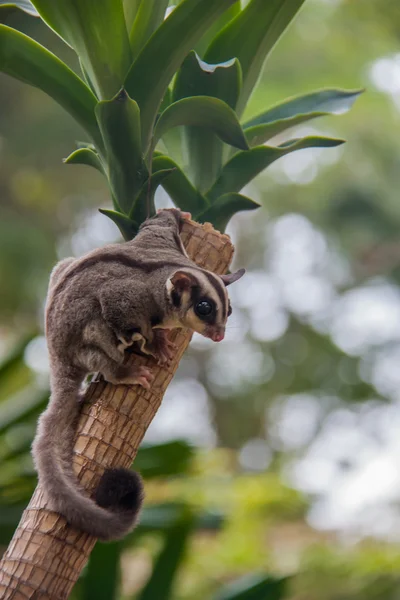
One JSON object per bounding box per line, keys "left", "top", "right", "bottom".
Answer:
{"left": 32, "top": 209, "right": 244, "bottom": 541}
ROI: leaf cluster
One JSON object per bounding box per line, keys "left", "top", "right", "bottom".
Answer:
{"left": 0, "top": 0, "right": 360, "bottom": 238}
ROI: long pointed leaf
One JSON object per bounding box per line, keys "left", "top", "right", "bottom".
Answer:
{"left": 0, "top": 390, "right": 48, "bottom": 435}
{"left": 0, "top": 0, "right": 38, "bottom": 15}
{"left": 129, "top": 0, "right": 169, "bottom": 58}
{"left": 134, "top": 503, "right": 224, "bottom": 535}
{"left": 197, "top": 193, "right": 260, "bottom": 232}
{"left": 207, "top": 136, "right": 345, "bottom": 200}
{"left": 137, "top": 512, "right": 195, "bottom": 600}
{"left": 0, "top": 25, "right": 101, "bottom": 147}
{"left": 95, "top": 89, "right": 147, "bottom": 214}
{"left": 152, "top": 155, "right": 209, "bottom": 215}
{"left": 205, "top": 0, "right": 307, "bottom": 116}
{"left": 153, "top": 96, "right": 248, "bottom": 154}
{"left": 31, "top": 0, "right": 131, "bottom": 99}
{"left": 63, "top": 147, "right": 105, "bottom": 175}
{"left": 214, "top": 574, "right": 289, "bottom": 600}
{"left": 84, "top": 542, "right": 122, "bottom": 600}
{"left": 173, "top": 50, "right": 242, "bottom": 110}
{"left": 129, "top": 168, "right": 175, "bottom": 225}
{"left": 0, "top": 333, "right": 36, "bottom": 382}
{"left": 173, "top": 51, "right": 242, "bottom": 190}
{"left": 123, "top": 0, "right": 142, "bottom": 32}
{"left": 124, "top": 0, "right": 237, "bottom": 152}
{"left": 195, "top": 1, "right": 240, "bottom": 58}
{"left": 244, "top": 88, "right": 363, "bottom": 146}
{"left": 98, "top": 209, "right": 138, "bottom": 241}
{"left": 134, "top": 440, "right": 195, "bottom": 479}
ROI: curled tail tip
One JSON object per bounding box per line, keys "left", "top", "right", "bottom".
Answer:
{"left": 95, "top": 467, "right": 144, "bottom": 522}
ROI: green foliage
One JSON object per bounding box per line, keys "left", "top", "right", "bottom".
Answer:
{"left": 204, "top": 0, "right": 307, "bottom": 116}
{"left": 0, "top": 0, "right": 358, "bottom": 235}
{"left": 214, "top": 574, "right": 289, "bottom": 600}
{"left": 243, "top": 88, "right": 363, "bottom": 147}
{"left": 137, "top": 510, "right": 195, "bottom": 600}
{"left": 0, "top": 0, "right": 38, "bottom": 16}
{"left": 95, "top": 89, "right": 146, "bottom": 212}
{"left": 207, "top": 136, "right": 345, "bottom": 201}
{"left": 31, "top": 0, "right": 131, "bottom": 99}
{"left": 0, "top": 25, "right": 100, "bottom": 145}
{"left": 152, "top": 95, "right": 248, "bottom": 157}
{"left": 83, "top": 542, "right": 122, "bottom": 600}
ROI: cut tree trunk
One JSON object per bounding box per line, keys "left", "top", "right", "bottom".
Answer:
{"left": 0, "top": 219, "right": 234, "bottom": 600}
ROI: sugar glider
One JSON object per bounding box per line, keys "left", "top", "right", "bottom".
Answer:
{"left": 32, "top": 209, "right": 244, "bottom": 540}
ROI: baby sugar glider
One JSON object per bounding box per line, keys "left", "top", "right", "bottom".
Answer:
{"left": 32, "top": 208, "right": 244, "bottom": 541}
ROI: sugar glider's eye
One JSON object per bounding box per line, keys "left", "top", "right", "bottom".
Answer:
{"left": 195, "top": 300, "right": 213, "bottom": 318}
{"left": 227, "top": 304, "right": 232, "bottom": 317}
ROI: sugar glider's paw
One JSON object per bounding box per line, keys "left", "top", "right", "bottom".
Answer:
{"left": 128, "top": 365, "right": 155, "bottom": 389}
{"left": 106, "top": 364, "right": 155, "bottom": 389}
{"left": 152, "top": 330, "right": 177, "bottom": 366}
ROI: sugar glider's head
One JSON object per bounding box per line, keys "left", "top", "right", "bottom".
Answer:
{"left": 166, "top": 267, "right": 245, "bottom": 342}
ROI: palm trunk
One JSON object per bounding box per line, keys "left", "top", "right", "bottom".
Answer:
{"left": 0, "top": 219, "right": 234, "bottom": 600}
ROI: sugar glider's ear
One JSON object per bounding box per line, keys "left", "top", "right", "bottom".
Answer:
{"left": 220, "top": 268, "right": 245, "bottom": 287}
{"left": 167, "top": 270, "right": 198, "bottom": 307}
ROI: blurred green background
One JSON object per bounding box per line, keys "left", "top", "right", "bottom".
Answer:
{"left": 2, "top": 0, "right": 400, "bottom": 598}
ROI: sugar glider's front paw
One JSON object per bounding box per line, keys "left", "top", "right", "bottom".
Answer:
{"left": 152, "top": 329, "right": 177, "bottom": 366}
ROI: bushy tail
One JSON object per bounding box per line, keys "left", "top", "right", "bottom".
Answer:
{"left": 32, "top": 372, "right": 143, "bottom": 541}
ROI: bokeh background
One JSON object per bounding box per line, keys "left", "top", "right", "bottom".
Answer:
{"left": 2, "top": 0, "right": 400, "bottom": 598}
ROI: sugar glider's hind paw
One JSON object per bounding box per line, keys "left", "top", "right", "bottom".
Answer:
{"left": 105, "top": 364, "right": 155, "bottom": 389}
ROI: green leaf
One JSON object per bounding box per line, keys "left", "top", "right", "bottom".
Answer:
{"left": 207, "top": 136, "right": 345, "bottom": 200}
{"left": 95, "top": 89, "right": 147, "bottom": 214}
{"left": 153, "top": 96, "right": 248, "bottom": 154}
{"left": 0, "top": 333, "right": 36, "bottom": 383}
{"left": 244, "top": 88, "right": 363, "bottom": 146}
{"left": 0, "top": 0, "right": 38, "bottom": 15}
{"left": 197, "top": 193, "right": 260, "bottom": 232}
{"left": 205, "top": 0, "right": 307, "bottom": 116}
{"left": 214, "top": 574, "right": 289, "bottom": 600}
{"left": 159, "top": 86, "right": 172, "bottom": 115}
{"left": 30, "top": 0, "right": 131, "bottom": 99}
{"left": 137, "top": 511, "right": 195, "bottom": 600}
{"left": 172, "top": 51, "right": 243, "bottom": 191}
{"left": 173, "top": 50, "right": 242, "bottom": 110}
{"left": 152, "top": 155, "right": 209, "bottom": 215}
{"left": 195, "top": 1, "right": 241, "bottom": 58}
{"left": 135, "top": 440, "right": 195, "bottom": 479}
{"left": 0, "top": 390, "right": 47, "bottom": 435}
{"left": 84, "top": 542, "right": 122, "bottom": 600}
{"left": 124, "top": 0, "right": 238, "bottom": 152}
{"left": 63, "top": 147, "right": 105, "bottom": 175}
{"left": 134, "top": 503, "right": 224, "bottom": 535}
{"left": 0, "top": 506, "right": 24, "bottom": 545}
{"left": 0, "top": 25, "right": 101, "bottom": 146}
{"left": 129, "top": 168, "right": 175, "bottom": 225}
{"left": 123, "top": 0, "right": 142, "bottom": 32}
{"left": 98, "top": 209, "right": 138, "bottom": 241}
{"left": 129, "top": 0, "right": 169, "bottom": 58}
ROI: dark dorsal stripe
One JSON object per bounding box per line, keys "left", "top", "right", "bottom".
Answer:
{"left": 52, "top": 253, "right": 183, "bottom": 298}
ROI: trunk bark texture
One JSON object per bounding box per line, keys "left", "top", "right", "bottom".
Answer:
{"left": 0, "top": 219, "right": 234, "bottom": 599}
